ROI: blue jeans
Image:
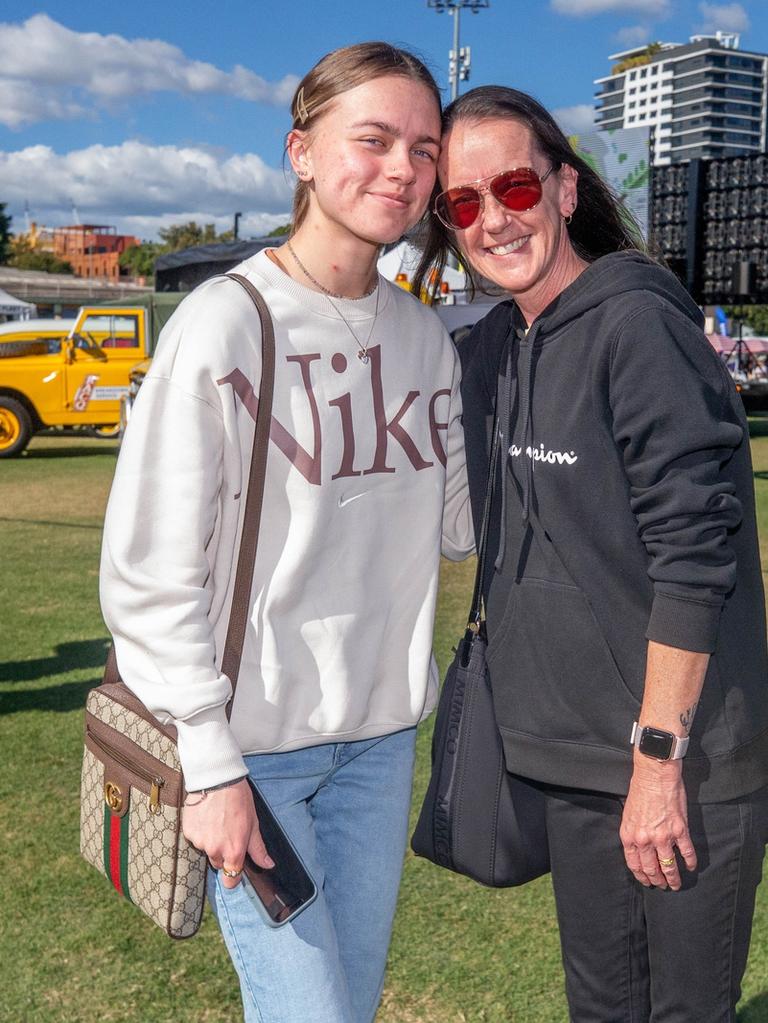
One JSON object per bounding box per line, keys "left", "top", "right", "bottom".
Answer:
{"left": 208, "top": 727, "right": 417, "bottom": 1023}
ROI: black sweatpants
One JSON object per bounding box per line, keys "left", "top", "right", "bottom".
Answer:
{"left": 537, "top": 782, "right": 768, "bottom": 1023}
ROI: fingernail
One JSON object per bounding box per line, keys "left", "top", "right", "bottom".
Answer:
{"left": 265, "top": 855, "right": 275, "bottom": 868}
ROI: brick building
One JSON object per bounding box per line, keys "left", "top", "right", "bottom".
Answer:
{"left": 52, "top": 224, "right": 140, "bottom": 281}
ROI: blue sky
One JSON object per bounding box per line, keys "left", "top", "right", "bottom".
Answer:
{"left": 2, "top": 1, "right": 766, "bottom": 240}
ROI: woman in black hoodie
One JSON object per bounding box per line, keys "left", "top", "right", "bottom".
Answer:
{"left": 414, "top": 87, "right": 768, "bottom": 1022}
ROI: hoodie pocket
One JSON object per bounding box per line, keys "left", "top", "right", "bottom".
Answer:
{"left": 486, "top": 578, "right": 640, "bottom": 750}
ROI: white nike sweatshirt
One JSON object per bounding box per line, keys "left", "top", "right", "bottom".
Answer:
{"left": 100, "top": 250, "right": 474, "bottom": 790}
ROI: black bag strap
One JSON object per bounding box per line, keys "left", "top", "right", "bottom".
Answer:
{"left": 219, "top": 273, "right": 276, "bottom": 716}
{"left": 467, "top": 343, "right": 513, "bottom": 631}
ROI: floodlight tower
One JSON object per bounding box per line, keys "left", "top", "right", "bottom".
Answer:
{"left": 428, "top": 0, "right": 490, "bottom": 101}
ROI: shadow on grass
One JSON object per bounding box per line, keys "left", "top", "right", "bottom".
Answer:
{"left": 0, "top": 638, "right": 109, "bottom": 684}
{"left": 748, "top": 414, "right": 768, "bottom": 438}
{"left": 22, "top": 444, "right": 118, "bottom": 459}
{"left": 0, "top": 515, "right": 103, "bottom": 531}
{"left": 738, "top": 991, "right": 768, "bottom": 1022}
{"left": 0, "top": 677, "right": 96, "bottom": 714}
{"left": 0, "top": 515, "right": 103, "bottom": 530}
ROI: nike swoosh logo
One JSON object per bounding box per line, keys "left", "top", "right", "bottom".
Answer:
{"left": 338, "top": 491, "right": 370, "bottom": 508}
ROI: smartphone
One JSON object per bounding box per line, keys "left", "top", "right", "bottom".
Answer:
{"left": 241, "top": 777, "right": 317, "bottom": 927}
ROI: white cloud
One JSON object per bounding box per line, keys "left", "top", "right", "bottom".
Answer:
{"left": 553, "top": 104, "right": 596, "bottom": 134}
{"left": 0, "top": 79, "right": 88, "bottom": 130}
{"left": 0, "top": 142, "right": 294, "bottom": 240}
{"left": 614, "top": 24, "right": 653, "bottom": 46}
{"left": 0, "top": 14, "right": 299, "bottom": 128}
{"left": 551, "top": 0, "right": 670, "bottom": 15}
{"left": 697, "top": 2, "right": 750, "bottom": 34}
{"left": 117, "top": 211, "right": 291, "bottom": 242}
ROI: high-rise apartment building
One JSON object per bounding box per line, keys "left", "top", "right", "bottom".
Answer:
{"left": 594, "top": 31, "right": 768, "bottom": 164}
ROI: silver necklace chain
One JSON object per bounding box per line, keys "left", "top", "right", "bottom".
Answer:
{"left": 286, "top": 240, "right": 380, "bottom": 365}
{"left": 286, "top": 239, "right": 377, "bottom": 299}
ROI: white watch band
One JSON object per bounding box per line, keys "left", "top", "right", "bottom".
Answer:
{"left": 630, "top": 721, "right": 690, "bottom": 760}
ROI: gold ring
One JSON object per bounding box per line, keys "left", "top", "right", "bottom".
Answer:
{"left": 221, "top": 866, "right": 243, "bottom": 878}
{"left": 659, "top": 856, "right": 676, "bottom": 867}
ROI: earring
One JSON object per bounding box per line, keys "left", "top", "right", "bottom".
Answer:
{"left": 564, "top": 211, "right": 574, "bottom": 225}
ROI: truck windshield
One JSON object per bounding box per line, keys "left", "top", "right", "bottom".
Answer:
{"left": 75, "top": 314, "right": 140, "bottom": 349}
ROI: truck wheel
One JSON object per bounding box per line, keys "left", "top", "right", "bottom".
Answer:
{"left": 0, "top": 397, "right": 32, "bottom": 458}
{"left": 86, "top": 423, "right": 122, "bottom": 440}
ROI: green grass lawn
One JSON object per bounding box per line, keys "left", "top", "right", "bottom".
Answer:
{"left": 3, "top": 429, "right": 768, "bottom": 1022}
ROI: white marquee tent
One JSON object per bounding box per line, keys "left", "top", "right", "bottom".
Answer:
{"left": 0, "top": 286, "right": 36, "bottom": 319}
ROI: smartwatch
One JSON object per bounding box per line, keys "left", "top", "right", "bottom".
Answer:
{"left": 630, "top": 721, "right": 689, "bottom": 761}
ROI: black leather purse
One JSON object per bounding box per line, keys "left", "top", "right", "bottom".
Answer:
{"left": 411, "top": 352, "right": 550, "bottom": 887}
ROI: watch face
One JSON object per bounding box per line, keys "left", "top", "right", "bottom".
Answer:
{"left": 639, "top": 727, "right": 674, "bottom": 760}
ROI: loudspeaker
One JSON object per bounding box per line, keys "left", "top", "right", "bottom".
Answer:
{"left": 730, "top": 261, "right": 757, "bottom": 298}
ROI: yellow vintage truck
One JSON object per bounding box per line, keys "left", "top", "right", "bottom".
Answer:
{"left": 0, "top": 293, "right": 182, "bottom": 457}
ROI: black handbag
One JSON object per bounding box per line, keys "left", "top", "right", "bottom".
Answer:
{"left": 411, "top": 351, "right": 550, "bottom": 887}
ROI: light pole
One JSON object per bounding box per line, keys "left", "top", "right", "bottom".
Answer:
{"left": 427, "top": 0, "right": 490, "bottom": 102}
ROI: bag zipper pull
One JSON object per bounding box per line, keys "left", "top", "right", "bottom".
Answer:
{"left": 149, "top": 777, "right": 165, "bottom": 815}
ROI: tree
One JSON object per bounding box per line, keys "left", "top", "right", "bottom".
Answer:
{"left": 270, "top": 223, "right": 292, "bottom": 237}
{"left": 10, "top": 250, "right": 74, "bottom": 274}
{"left": 119, "top": 220, "right": 293, "bottom": 282}
{"left": 729, "top": 306, "right": 768, "bottom": 337}
{"left": 119, "top": 242, "right": 163, "bottom": 279}
{"left": 158, "top": 221, "right": 221, "bottom": 252}
{"left": 0, "top": 203, "right": 11, "bottom": 264}
{"left": 612, "top": 42, "right": 662, "bottom": 76}
{"left": 120, "top": 223, "right": 235, "bottom": 282}
{"left": 6, "top": 236, "right": 73, "bottom": 274}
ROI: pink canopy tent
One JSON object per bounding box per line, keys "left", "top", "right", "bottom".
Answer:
{"left": 707, "top": 333, "right": 768, "bottom": 356}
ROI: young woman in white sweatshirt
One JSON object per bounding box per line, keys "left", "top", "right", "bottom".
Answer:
{"left": 100, "top": 42, "right": 473, "bottom": 1023}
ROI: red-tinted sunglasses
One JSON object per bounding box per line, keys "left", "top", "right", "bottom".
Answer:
{"left": 434, "top": 165, "right": 555, "bottom": 230}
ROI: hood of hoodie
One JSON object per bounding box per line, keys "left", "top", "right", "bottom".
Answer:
{"left": 524, "top": 249, "right": 703, "bottom": 337}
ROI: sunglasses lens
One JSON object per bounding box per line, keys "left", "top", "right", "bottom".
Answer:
{"left": 436, "top": 169, "right": 548, "bottom": 227}
{"left": 492, "top": 169, "right": 543, "bottom": 212}
{"left": 436, "top": 188, "right": 481, "bottom": 229}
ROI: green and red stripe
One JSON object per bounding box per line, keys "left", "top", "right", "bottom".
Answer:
{"left": 103, "top": 804, "right": 132, "bottom": 902}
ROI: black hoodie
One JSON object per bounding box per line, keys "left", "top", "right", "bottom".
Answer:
{"left": 460, "top": 250, "right": 768, "bottom": 803}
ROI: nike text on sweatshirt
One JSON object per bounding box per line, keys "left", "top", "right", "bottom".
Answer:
{"left": 100, "top": 251, "right": 473, "bottom": 790}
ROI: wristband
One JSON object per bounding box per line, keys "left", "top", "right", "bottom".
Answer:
{"left": 630, "top": 721, "right": 689, "bottom": 761}
{"left": 184, "top": 775, "right": 248, "bottom": 805}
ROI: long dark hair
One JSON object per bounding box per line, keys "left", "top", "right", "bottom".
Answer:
{"left": 412, "top": 85, "right": 645, "bottom": 300}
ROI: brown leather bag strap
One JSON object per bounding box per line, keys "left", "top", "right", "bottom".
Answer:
{"left": 219, "top": 272, "right": 276, "bottom": 716}
{"left": 102, "top": 274, "right": 274, "bottom": 714}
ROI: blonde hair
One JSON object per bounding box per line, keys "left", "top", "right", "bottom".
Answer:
{"left": 288, "top": 42, "right": 441, "bottom": 232}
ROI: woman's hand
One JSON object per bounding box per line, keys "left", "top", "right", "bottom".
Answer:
{"left": 182, "top": 779, "right": 275, "bottom": 888}
{"left": 619, "top": 757, "right": 697, "bottom": 891}
{"left": 620, "top": 640, "right": 706, "bottom": 891}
